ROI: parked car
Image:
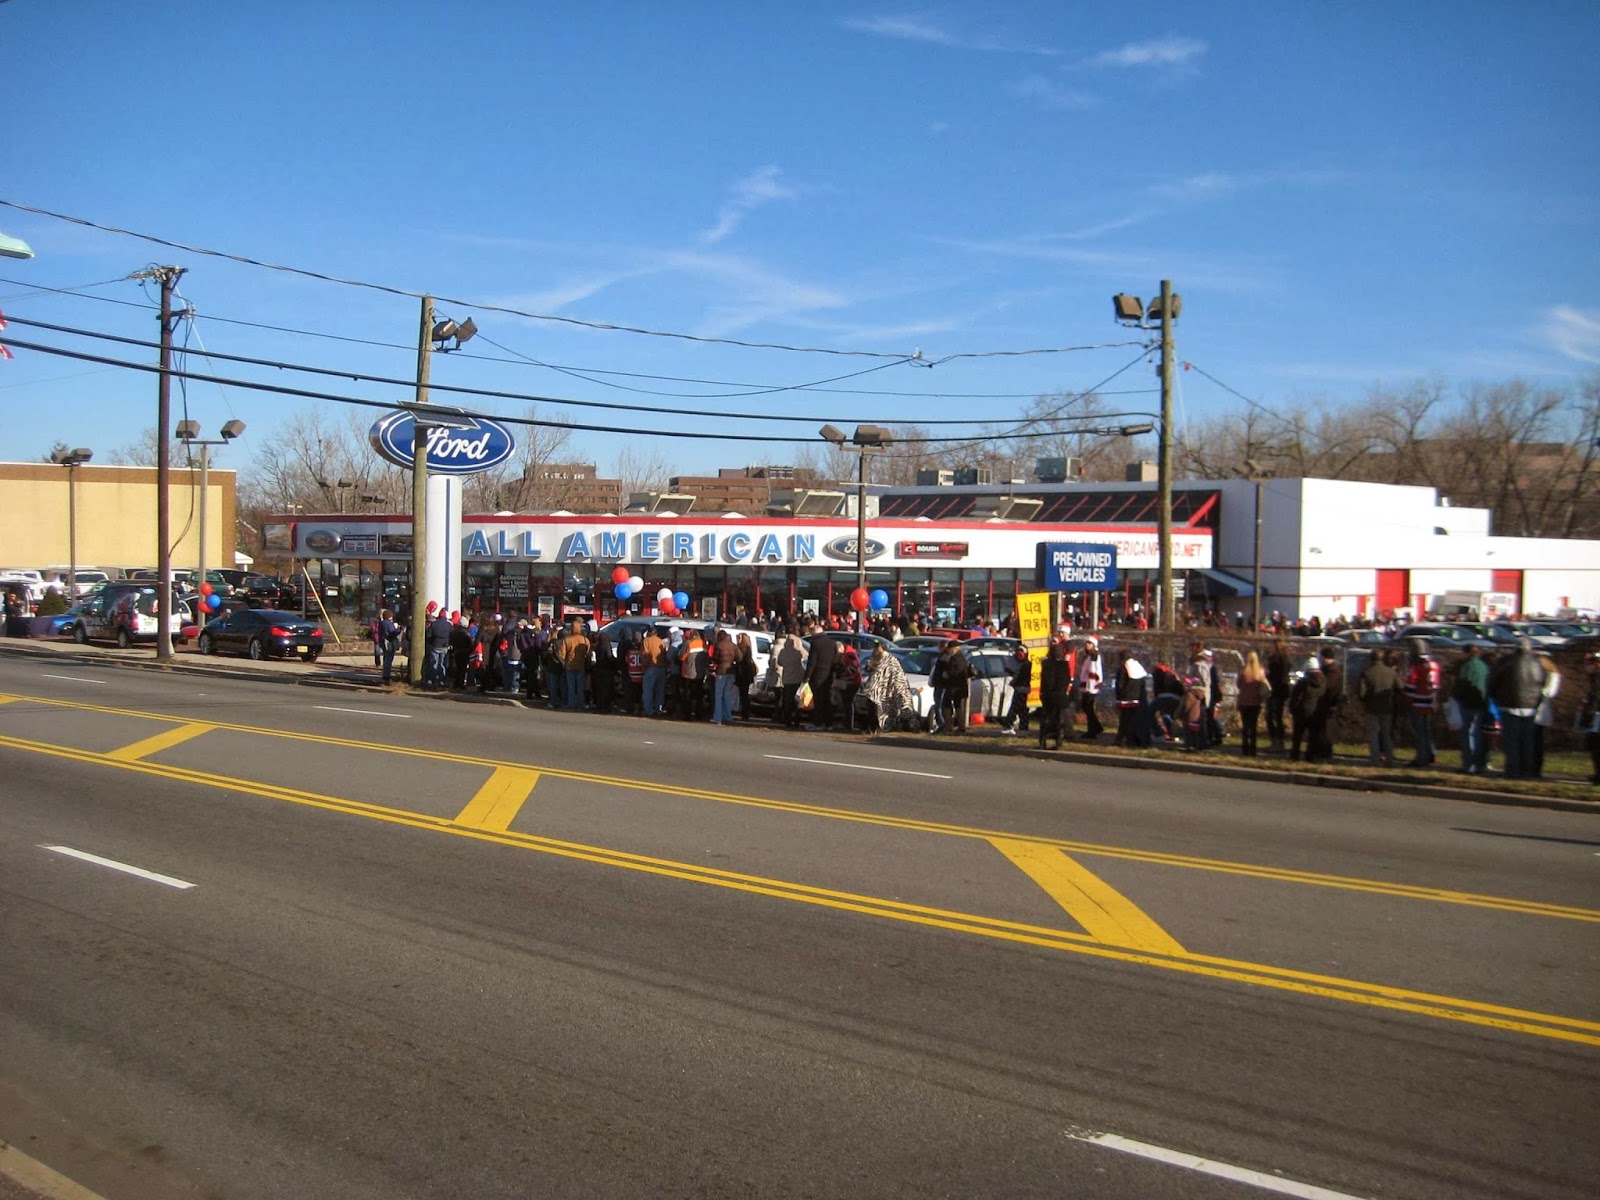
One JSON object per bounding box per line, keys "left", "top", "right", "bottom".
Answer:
{"left": 46, "top": 601, "right": 93, "bottom": 636}
{"left": 1330, "top": 629, "right": 1390, "bottom": 646}
{"left": 596, "top": 616, "right": 776, "bottom": 705}
{"left": 894, "top": 634, "right": 956, "bottom": 651}
{"left": 1486, "top": 620, "right": 1569, "bottom": 649}
{"left": 195, "top": 608, "right": 325, "bottom": 661}
{"left": 1391, "top": 622, "right": 1498, "bottom": 652}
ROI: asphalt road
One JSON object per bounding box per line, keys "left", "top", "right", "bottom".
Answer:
{"left": 0, "top": 656, "right": 1596, "bottom": 1199}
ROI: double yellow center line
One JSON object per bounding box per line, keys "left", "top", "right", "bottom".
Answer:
{"left": 3, "top": 690, "right": 1598, "bottom": 1047}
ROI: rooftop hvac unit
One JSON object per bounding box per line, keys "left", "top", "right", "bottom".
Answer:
{"left": 1036, "top": 457, "right": 1081, "bottom": 483}
{"left": 953, "top": 466, "right": 994, "bottom": 486}
{"left": 916, "top": 469, "right": 954, "bottom": 487}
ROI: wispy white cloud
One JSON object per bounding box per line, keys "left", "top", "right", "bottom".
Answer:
{"left": 1149, "top": 167, "right": 1350, "bottom": 203}
{"left": 1086, "top": 36, "right": 1207, "bottom": 69}
{"left": 844, "top": 13, "right": 1057, "bottom": 55}
{"left": 1011, "top": 75, "right": 1096, "bottom": 110}
{"left": 700, "top": 165, "right": 797, "bottom": 246}
{"left": 663, "top": 249, "right": 849, "bottom": 337}
{"left": 1541, "top": 305, "right": 1600, "bottom": 364}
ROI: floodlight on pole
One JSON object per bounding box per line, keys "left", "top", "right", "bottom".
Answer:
{"left": 818, "top": 423, "right": 893, "bottom": 630}
{"left": 429, "top": 314, "right": 479, "bottom": 353}
{"left": 51, "top": 447, "right": 93, "bottom": 601}
{"left": 177, "top": 421, "right": 246, "bottom": 627}
{"left": 0, "top": 231, "right": 33, "bottom": 260}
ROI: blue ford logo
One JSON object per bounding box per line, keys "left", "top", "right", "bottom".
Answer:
{"left": 369, "top": 411, "right": 517, "bottom": 476}
{"left": 822, "top": 536, "right": 886, "bottom": 561}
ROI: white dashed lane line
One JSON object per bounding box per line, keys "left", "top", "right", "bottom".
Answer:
{"left": 42, "top": 845, "right": 196, "bottom": 890}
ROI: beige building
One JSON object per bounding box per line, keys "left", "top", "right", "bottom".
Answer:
{"left": 0, "top": 462, "right": 238, "bottom": 575}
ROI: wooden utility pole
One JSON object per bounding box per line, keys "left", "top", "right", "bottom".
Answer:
{"left": 135, "top": 265, "right": 187, "bottom": 661}
{"left": 1156, "top": 279, "right": 1176, "bottom": 633}
{"left": 408, "top": 295, "right": 433, "bottom": 685}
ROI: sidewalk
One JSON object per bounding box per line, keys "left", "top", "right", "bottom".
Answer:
{"left": 3, "top": 635, "right": 1596, "bottom": 815}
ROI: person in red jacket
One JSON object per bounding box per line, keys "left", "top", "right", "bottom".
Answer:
{"left": 1402, "top": 640, "right": 1442, "bottom": 767}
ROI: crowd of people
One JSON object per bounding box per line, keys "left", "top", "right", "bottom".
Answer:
{"left": 359, "top": 604, "right": 1600, "bottom": 785}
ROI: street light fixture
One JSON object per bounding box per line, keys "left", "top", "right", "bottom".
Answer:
{"left": 1112, "top": 280, "right": 1182, "bottom": 631}
{"left": 819, "top": 423, "right": 893, "bottom": 629}
{"left": 50, "top": 447, "right": 93, "bottom": 601}
{"left": 316, "top": 477, "right": 358, "bottom": 512}
{"left": 176, "top": 419, "right": 245, "bottom": 628}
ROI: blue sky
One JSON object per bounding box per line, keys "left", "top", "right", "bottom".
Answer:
{"left": 3, "top": 2, "right": 1598, "bottom": 480}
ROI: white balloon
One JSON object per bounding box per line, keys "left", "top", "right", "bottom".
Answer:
{"left": 657, "top": 587, "right": 673, "bottom": 602}
{"left": 629, "top": 575, "right": 644, "bottom": 592}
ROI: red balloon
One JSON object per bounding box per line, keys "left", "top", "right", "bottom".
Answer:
{"left": 198, "top": 582, "right": 213, "bottom": 596}
{"left": 611, "top": 566, "right": 630, "bottom": 585}
{"left": 850, "top": 587, "right": 871, "bottom": 610}
{"left": 660, "top": 599, "right": 677, "bottom": 616}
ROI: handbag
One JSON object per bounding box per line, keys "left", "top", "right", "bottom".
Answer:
{"left": 1443, "top": 697, "right": 1463, "bottom": 731}
{"left": 796, "top": 681, "right": 814, "bottom": 710}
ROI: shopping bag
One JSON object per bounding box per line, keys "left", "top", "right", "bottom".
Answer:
{"left": 796, "top": 681, "right": 814, "bottom": 710}
{"left": 1443, "top": 697, "right": 1463, "bottom": 731}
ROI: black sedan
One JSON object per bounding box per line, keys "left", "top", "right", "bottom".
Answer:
{"left": 195, "top": 608, "right": 325, "bottom": 661}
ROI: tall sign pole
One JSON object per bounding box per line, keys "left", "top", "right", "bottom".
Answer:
{"left": 408, "top": 296, "right": 433, "bottom": 685}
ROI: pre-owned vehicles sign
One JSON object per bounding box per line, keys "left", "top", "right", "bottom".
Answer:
{"left": 1036, "top": 542, "right": 1119, "bottom": 591}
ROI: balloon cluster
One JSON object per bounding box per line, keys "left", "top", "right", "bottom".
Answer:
{"left": 610, "top": 566, "right": 647, "bottom": 601}
{"left": 652, "top": 587, "right": 693, "bottom": 616}
{"left": 848, "top": 587, "right": 893, "bottom": 611}
{"left": 199, "top": 581, "right": 221, "bottom": 610}
{"left": 609, "top": 567, "right": 690, "bottom": 614}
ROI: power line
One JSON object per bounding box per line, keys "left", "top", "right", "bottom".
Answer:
{"left": 8, "top": 314, "right": 1145, "bottom": 430}
{"left": 4, "top": 334, "right": 1164, "bottom": 450}
{"left": 1, "top": 198, "right": 1129, "bottom": 363}
{"left": 0, "top": 273, "right": 1154, "bottom": 401}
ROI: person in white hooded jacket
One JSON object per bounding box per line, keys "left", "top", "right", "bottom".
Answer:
{"left": 1113, "top": 654, "right": 1152, "bottom": 748}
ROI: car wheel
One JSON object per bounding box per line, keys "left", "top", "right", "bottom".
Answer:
{"left": 116, "top": 627, "right": 131, "bottom": 649}
{"left": 73, "top": 623, "right": 87, "bottom": 644}
{"left": 198, "top": 634, "right": 214, "bottom": 656}
{"left": 303, "top": 648, "right": 321, "bottom": 662}
{"left": 248, "top": 637, "right": 265, "bottom": 661}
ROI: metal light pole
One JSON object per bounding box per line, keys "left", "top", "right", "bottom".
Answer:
{"left": 820, "top": 423, "right": 892, "bottom": 631}
{"left": 176, "top": 420, "right": 245, "bottom": 628}
{"left": 51, "top": 447, "right": 93, "bottom": 601}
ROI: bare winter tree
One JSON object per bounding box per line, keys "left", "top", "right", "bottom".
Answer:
{"left": 461, "top": 406, "right": 576, "bottom": 512}
{"left": 612, "top": 443, "right": 673, "bottom": 499}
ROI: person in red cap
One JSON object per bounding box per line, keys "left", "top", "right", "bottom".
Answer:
{"left": 448, "top": 611, "right": 472, "bottom": 689}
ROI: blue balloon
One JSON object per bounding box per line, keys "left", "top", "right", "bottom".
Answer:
{"left": 614, "top": 582, "right": 632, "bottom": 600}
{"left": 673, "top": 590, "right": 690, "bottom": 611}
{"left": 206, "top": 593, "right": 221, "bottom": 610}
{"left": 869, "top": 589, "right": 890, "bottom": 611}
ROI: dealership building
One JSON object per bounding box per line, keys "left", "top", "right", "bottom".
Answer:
{"left": 268, "top": 475, "right": 1600, "bottom": 625}
{"left": 3, "top": 455, "right": 1593, "bottom": 624}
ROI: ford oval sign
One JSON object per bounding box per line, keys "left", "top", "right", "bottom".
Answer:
{"left": 368, "top": 411, "right": 517, "bottom": 476}
{"left": 822, "top": 536, "right": 886, "bottom": 561}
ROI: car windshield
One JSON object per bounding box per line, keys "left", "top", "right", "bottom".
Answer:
{"left": 889, "top": 648, "right": 937, "bottom": 675}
